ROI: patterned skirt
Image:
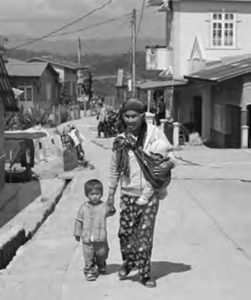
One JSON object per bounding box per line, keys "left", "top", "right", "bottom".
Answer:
{"left": 118, "top": 194, "right": 159, "bottom": 279}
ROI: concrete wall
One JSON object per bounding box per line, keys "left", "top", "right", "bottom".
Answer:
{"left": 169, "top": 1, "right": 251, "bottom": 78}
{"left": 64, "top": 68, "right": 77, "bottom": 101}
{"left": 0, "top": 99, "right": 5, "bottom": 190}
{"left": 40, "top": 69, "right": 60, "bottom": 105}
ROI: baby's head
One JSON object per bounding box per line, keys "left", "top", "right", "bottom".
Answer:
{"left": 150, "top": 140, "right": 170, "bottom": 160}
{"left": 84, "top": 179, "right": 103, "bottom": 204}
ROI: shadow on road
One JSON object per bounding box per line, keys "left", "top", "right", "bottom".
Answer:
{"left": 151, "top": 261, "right": 192, "bottom": 280}
{"left": 106, "top": 261, "right": 191, "bottom": 280}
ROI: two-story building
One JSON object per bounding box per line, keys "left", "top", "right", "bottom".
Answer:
{"left": 147, "top": 0, "right": 251, "bottom": 148}
{"left": 27, "top": 57, "right": 89, "bottom": 104}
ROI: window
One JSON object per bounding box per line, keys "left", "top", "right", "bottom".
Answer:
{"left": 146, "top": 48, "right": 158, "bottom": 70}
{"left": 18, "top": 86, "right": 33, "bottom": 102}
{"left": 211, "top": 12, "right": 236, "bottom": 48}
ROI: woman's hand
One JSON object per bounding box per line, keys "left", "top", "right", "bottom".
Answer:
{"left": 106, "top": 187, "right": 116, "bottom": 216}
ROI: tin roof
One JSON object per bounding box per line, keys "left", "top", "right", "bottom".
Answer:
{"left": 6, "top": 62, "right": 57, "bottom": 77}
{"left": 185, "top": 56, "right": 251, "bottom": 82}
{"left": 27, "top": 57, "right": 89, "bottom": 70}
{"left": 0, "top": 56, "right": 18, "bottom": 111}
{"left": 148, "top": 0, "right": 251, "bottom": 5}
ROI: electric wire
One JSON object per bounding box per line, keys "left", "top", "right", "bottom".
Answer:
{"left": 8, "top": 0, "right": 113, "bottom": 50}
{"left": 137, "top": 0, "right": 146, "bottom": 36}
{"left": 53, "top": 12, "right": 131, "bottom": 37}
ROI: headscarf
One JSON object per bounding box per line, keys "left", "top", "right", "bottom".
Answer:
{"left": 121, "top": 98, "right": 145, "bottom": 114}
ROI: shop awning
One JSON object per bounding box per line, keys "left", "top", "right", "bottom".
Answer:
{"left": 185, "top": 57, "right": 251, "bottom": 83}
{"left": 137, "top": 79, "right": 187, "bottom": 90}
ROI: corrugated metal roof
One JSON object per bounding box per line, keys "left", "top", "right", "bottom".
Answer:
{"left": 137, "top": 79, "right": 187, "bottom": 89}
{"left": 0, "top": 57, "right": 17, "bottom": 111}
{"left": 6, "top": 62, "right": 48, "bottom": 77}
{"left": 149, "top": 0, "right": 251, "bottom": 5}
{"left": 27, "top": 57, "right": 89, "bottom": 70}
{"left": 185, "top": 57, "right": 251, "bottom": 82}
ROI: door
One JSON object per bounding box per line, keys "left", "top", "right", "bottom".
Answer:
{"left": 226, "top": 105, "right": 241, "bottom": 148}
{"left": 248, "top": 105, "right": 251, "bottom": 148}
{"left": 193, "top": 96, "right": 202, "bottom": 134}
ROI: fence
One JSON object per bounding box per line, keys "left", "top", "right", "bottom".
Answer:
{"left": 51, "top": 103, "right": 81, "bottom": 125}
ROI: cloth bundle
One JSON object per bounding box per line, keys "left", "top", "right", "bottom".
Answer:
{"left": 113, "top": 134, "right": 171, "bottom": 189}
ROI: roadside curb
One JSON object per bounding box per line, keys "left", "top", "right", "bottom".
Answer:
{"left": 0, "top": 178, "right": 66, "bottom": 269}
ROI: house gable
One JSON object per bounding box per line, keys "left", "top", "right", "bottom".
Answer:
{"left": 189, "top": 36, "right": 206, "bottom": 62}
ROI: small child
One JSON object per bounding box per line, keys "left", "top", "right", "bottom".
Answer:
{"left": 136, "top": 139, "right": 175, "bottom": 206}
{"left": 74, "top": 179, "right": 115, "bottom": 281}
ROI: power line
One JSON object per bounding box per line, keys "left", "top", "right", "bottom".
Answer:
{"left": 53, "top": 12, "right": 131, "bottom": 37}
{"left": 8, "top": 0, "right": 113, "bottom": 50}
{"left": 137, "top": 0, "right": 146, "bottom": 36}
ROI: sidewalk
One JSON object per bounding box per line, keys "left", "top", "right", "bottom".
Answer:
{"left": 0, "top": 116, "right": 251, "bottom": 300}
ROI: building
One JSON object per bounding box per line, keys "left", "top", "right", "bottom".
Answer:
{"left": 147, "top": 0, "right": 251, "bottom": 148}
{"left": 6, "top": 61, "right": 60, "bottom": 111}
{"left": 0, "top": 54, "right": 18, "bottom": 190}
{"left": 27, "top": 57, "right": 89, "bottom": 103}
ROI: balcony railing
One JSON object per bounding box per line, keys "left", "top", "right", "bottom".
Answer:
{"left": 145, "top": 45, "right": 173, "bottom": 72}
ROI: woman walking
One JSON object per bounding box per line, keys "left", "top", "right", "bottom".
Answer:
{"left": 107, "top": 98, "right": 176, "bottom": 287}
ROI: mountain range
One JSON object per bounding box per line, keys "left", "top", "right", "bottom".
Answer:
{"left": 6, "top": 34, "right": 164, "bottom": 56}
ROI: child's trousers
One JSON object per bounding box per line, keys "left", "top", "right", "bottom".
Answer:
{"left": 82, "top": 241, "right": 109, "bottom": 274}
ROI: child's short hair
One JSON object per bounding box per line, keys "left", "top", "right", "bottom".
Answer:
{"left": 84, "top": 179, "right": 103, "bottom": 196}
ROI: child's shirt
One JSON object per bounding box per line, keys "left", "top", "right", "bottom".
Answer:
{"left": 74, "top": 201, "right": 109, "bottom": 243}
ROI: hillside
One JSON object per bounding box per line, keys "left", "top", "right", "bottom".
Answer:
{"left": 7, "top": 34, "right": 164, "bottom": 56}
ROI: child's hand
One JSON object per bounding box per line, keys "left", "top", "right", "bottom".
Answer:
{"left": 75, "top": 236, "right": 80, "bottom": 242}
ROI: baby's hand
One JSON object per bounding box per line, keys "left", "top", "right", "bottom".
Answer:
{"left": 106, "top": 204, "right": 116, "bottom": 216}
{"left": 136, "top": 197, "right": 149, "bottom": 206}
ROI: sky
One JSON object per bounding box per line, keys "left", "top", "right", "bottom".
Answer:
{"left": 0, "top": 0, "right": 165, "bottom": 41}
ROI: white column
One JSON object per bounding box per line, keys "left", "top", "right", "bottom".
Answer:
{"left": 147, "top": 89, "right": 151, "bottom": 112}
{"left": 160, "top": 119, "right": 167, "bottom": 132}
{"left": 145, "top": 112, "right": 155, "bottom": 124}
{"left": 241, "top": 125, "right": 249, "bottom": 148}
{"left": 173, "top": 122, "right": 180, "bottom": 148}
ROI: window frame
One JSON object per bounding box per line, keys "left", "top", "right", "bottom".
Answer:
{"left": 17, "top": 85, "right": 33, "bottom": 103}
{"left": 210, "top": 12, "right": 237, "bottom": 49}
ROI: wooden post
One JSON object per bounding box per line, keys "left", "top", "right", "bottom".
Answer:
{"left": 52, "top": 105, "right": 56, "bottom": 125}
{"left": 58, "top": 104, "right": 61, "bottom": 124}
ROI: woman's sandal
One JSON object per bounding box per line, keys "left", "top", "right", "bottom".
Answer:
{"left": 140, "top": 277, "right": 157, "bottom": 288}
{"left": 118, "top": 263, "right": 131, "bottom": 279}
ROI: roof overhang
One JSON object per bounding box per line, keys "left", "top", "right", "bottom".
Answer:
{"left": 137, "top": 79, "right": 187, "bottom": 90}
{"left": 185, "top": 57, "right": 251, "bottom": 83}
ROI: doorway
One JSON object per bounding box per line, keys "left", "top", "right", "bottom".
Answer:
{"left": 226, "top": 105, "right": 241, "bottom": 148}
{"left": 248, "top": 105, "right": 251, "bottom": 148}
{"left": 193, "top": 96, "right": 202, "bottom": 134}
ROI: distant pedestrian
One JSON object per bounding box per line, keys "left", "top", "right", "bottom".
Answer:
{"left": 155, "top": 96, "right": 166, "bottom": 126}
{"left": 97, "top": 103, "right": 108, "bottom": 137}
{"left": 73, "top": 179, "right": 115, "bottom": 281}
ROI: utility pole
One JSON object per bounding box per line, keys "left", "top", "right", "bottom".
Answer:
{"left": 77, "top": 37, "right": 81, "bottom": 66}
{"left": 131, "top": 9, "right": 136, "bottom": 98}
{"left": 78, "top": 37, "right": 87, "bottom": 117}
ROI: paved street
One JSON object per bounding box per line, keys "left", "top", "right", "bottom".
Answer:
{"left": 1, "top": 116, "right": 251, "bottom": 300}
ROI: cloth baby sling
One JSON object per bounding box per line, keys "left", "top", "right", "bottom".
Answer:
{"left": 113, "top": 134, "right": 171, "bottom": 189}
